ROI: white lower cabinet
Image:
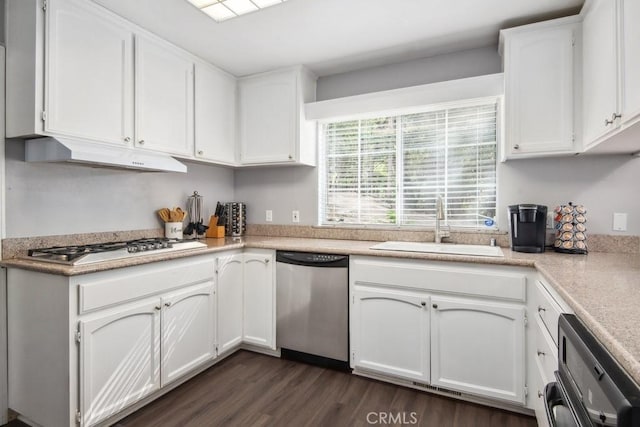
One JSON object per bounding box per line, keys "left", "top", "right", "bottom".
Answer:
{"left": 430, "top": 296, "right": 526, "bottom": 404}
{"left": 80, "top": 280, "right": 215, "bottom": 427}
{"left": 352, "top": 286, "right": 430, "bottom": 382}
{"left": 216, "top": 250, "right": 276, "bottom": 354}
{"left": 350, "top": 256, "right": 529, "bottom": 407}
{"left": 216, "top": 252, "right": 244, "bottom": 354}
{"left": 242, "top": 251, "right": 275, "bottom": 349}
{"left": 7, "top": 255, "right": 218, "bottom": 427}
{"left": 161, "top": 282, "right": 216, "bottom": 385}
{"left": 80, "top": 298, "right": 161, "bottom": 426}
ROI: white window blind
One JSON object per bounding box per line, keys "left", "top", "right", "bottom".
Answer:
{"left": 319, "top": 99, "right": 498, "bottom": 228}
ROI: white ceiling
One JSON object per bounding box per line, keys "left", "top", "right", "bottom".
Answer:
{"left": 93, "top": 0, "right": 584, "bottom": 77}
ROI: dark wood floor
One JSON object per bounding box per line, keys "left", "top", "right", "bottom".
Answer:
{"left": 112, "top": 351, "right": 536, "bottom": 427}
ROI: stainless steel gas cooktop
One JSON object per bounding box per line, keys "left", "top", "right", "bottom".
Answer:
{"left": 26, "top": 238, "right": 207, "bottom": 266}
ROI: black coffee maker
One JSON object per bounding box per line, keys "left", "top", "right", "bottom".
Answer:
{"left": 508, "top": 204, "right": 547, "bottom": 253}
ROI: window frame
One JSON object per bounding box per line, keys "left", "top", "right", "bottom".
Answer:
{"left": 317, "top": 95, "right": 502, "bottom": 230}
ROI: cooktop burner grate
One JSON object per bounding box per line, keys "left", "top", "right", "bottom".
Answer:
{"left": 26, "top": 238, "right": 207, "bottom": 265}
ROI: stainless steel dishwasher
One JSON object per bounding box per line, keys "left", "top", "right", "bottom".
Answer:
{"left": 276, "top": 251, "right": 349, "bottom": 370}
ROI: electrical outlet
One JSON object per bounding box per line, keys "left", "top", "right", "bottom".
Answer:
{"left": 546, "top": 212, "right": 554, "bottom": 229}
{"left": 292, "top": 210, "right": 300, "bottom": 223}
{"left": 613, "top": 213, "right": 627, "bottom": 231}
{"left": 265, "top": 210, "right": 273, "bottom": 222}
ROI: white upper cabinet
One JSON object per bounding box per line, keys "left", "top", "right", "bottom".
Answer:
{"left": 581, "top": 0, "right": 640, "bottom": 154}
{"left": 239, "top": 67, "right": 317, "bottom": 166}
{"left": 621, "top": 0, "right": 640, "bottom": 125}
{"left": 45, "top": 0, "right": 134, "bottom": 146}
{"left": 135, "top": 36, "right": 194, "bottom": 157}
{"left": 194, "top": 62, "right": 237, "bottom": 165}
{"left": 582, "top": 0, "right": 619, "bottom": 147}
{"left": 501, "top": 17, "right": 581, "bottom": 159}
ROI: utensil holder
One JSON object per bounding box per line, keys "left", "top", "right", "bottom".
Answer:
{"left": 165, "top": 222, "right": 183, "bottom": 239}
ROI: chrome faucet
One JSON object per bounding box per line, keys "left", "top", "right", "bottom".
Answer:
{"left": 435, "top": 195, "right": 450, "bottom": 244}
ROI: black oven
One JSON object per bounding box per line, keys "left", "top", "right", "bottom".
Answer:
{"left": 545, "top": 314, "right": 640, "bottom": 427}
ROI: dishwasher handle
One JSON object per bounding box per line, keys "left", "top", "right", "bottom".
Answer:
{"left": 276, "top": 251, "right": 349, "bottom": 267}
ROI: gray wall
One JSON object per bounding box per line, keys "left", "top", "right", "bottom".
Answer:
{"left": 235, "top": 48, "right": 640, "bottom": 236}
{"left": 5, "top": 140, "right": 235, "bottom": 237}
{"left": 316, "top": 46, "right": 502, "bottom": 101}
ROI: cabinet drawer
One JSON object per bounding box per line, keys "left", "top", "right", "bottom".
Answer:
{"left": 533, "top": 280, "right": 564, "bottom": 345}
{"left": 534, "top": 316, "right": 558, "bottom": 385}
{"left": 351, "top": 257, "right": 527, "bottom": 302}
{"left": 77, "top": 255, "right": 215, "bottom": 314}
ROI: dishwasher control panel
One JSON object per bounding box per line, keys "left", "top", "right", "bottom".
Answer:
{"left": 276, "top": 251, "right": 349, "bottom": 267}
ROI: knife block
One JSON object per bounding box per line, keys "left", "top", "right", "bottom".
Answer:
{"left": 205, "top": 216, "right": 226, "bottom": 238}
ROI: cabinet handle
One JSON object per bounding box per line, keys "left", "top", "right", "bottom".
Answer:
{"left": 538, "top": 390, "right": 544, "bottom": 398}
{"left": 513, "top": 144, "right": 520, "bottom": 150}
{"left": 198, "top": 150, "right": 204, "bottom": 155}
{"left": 139, "top": 140, "right": 145, "bottom": 145}
{"left": 124, "top": 136, "right": 131, "bottom": 142}
{"left": 605, "top": 113, "right": 621, "bottom": 126}
{"left": 537, "top": 350, "right": 546, "bottom": 357}
{"left": 432, "top": 304, "right": 438, "bottom": 309}
{"left": 164, "top": 302, "right": 172, "bottom": 307}
{"left": 154, "top": 305, "right": 161, "bottom": 311}
{"left": 538, "top": 306, "right": 546, "bottom": 313}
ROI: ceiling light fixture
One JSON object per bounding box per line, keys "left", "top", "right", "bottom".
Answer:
{"left": 187, "top": 0, "right": 288, "bottom": 22}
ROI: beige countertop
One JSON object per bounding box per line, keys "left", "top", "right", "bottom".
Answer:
{"left": 2, "top": 236, "right": 639, "bottom": 387}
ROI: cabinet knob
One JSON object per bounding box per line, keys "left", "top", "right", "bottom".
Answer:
{"left": 537, "top": 306, "right": 546, "bottom": 313}
{"left": 265, "top": 258, "right": 270, "bottom": 263}
{"left": 420, "top": 301, "right": 426, "bottom": 307}
{"left": 537, "top": 350, "right": 546, "bottom": 357}
{"left": 164, "top": 302, "right": 172, "bottom": 307}
{"left": 154, "top": 305, "right": 161, "bottom": 311}
{"left": 513, "top": 144, "right": 520, "bottom": 150}
{"left": 139, "top": 140, "right": 145, "bottom": 145}
{"left": 198, "top": 150, "right": 204, "bottom": 155}
{"left": 538, "top": 390, "right": 544, "bottom": 398}
{"left": 432, "top": 304, "right": 438, "bottom": 309}
{"left": 288, "top": 154, "right": 293, "bottom": 160}
{"left": 124, "top": 136, "right": 131, "bottom": 142}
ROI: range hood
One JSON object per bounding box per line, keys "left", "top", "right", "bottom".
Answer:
{"left": 25, "top": 137, "right": 187, "bottom": 173}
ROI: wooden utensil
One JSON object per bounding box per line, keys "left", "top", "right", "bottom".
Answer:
{"left": 157, "top": 208, "right": 171, "bottom": 223}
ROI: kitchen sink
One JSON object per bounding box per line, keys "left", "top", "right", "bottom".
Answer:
{"left": 369, "top": 241, "right": 504, "bottom": 257}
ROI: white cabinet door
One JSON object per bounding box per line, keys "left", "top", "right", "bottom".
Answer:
{"left": 243, "top": 252, "right": 275, "bottom": 349}
{"left": 621, "top": 0, "right": 640, "bottom": 124}
{"left": 216, "top": 253, "right": 244, "bottom": 354}
{"left": 194, "top": 62, "right": 237, "bottom": 165}
{"left": 80, "top": 299, "right": 161, "bottom": 427}
{"left": 582, "top": 0, "right": 620, "bottom": 146}
{"left": 161, "top": 281, "right": 216, "bottom": 385}
{"left": 503, "top": 22, "right": 577, "bottom": 157}
{"left": 239, "top": 69, "right": 297, "bottom": 164}
{"left": 46, "top": 0, "right": 133, "bottom": 145}
{"left": 135, "top": 36, "right": 194, "bottom": 156}
{"left": 351, "top": 286, "right": 430, "bottom": 382}
{"left": 430, "top": 296, "right": 526, "bottom": 404}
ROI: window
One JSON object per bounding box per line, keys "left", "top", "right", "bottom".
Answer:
{"left": 319, "top": 98, "right": 498, "bottom": 228}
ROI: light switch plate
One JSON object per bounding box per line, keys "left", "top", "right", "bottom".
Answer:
{"left": 265, "top": 210, "right": 273, "bottom": 222}
{"left": 613, "top": 213, "right": 627, "bottom": 231}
